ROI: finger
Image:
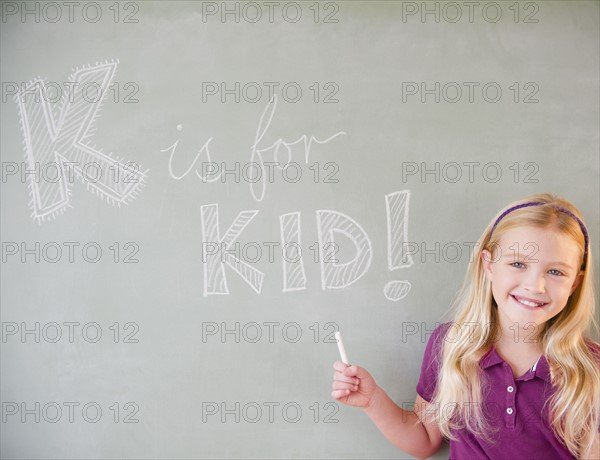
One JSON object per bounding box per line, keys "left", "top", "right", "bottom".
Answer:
{"left": 342, "top": 364, "right": 361, "bottom": 376}
{"left": 333, "top": 371, "right": 360, "bottom": 385}
{"left": 332, "top": 379, "right": 359, "bottom": 389}
{"left": 343, "top": 364, "right": 368, "bottom": 379}
{"left": 332, "top": 380, "right": 359, "bottom": 391}
{"left": 333, "top": 360, "right": 350, "bottom": 372}
{"left": 331, "top": 389, "right": 351, "bottom": 400}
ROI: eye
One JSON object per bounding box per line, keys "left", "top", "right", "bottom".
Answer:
{"left": 548, "top": 269, "right": 564, "bottom": 276}
{"left": 510, "top": 262, "right": 525, "bottom": 269}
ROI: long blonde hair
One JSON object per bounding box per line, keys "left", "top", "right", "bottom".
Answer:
{"left": 426, "top": 193, "right": 599, "bottom": 458}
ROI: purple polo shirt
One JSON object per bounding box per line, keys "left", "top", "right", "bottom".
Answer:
{"left": 416, "top": 322, "right": 600, "bottom": 460}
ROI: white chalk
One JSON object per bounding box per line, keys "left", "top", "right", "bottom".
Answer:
{"left": 335, "top": 331, "right": 349, "bottom": 365}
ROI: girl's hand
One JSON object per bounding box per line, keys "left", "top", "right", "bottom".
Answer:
{"left": 331, "top": 361, "right": 378, "bottom": 408}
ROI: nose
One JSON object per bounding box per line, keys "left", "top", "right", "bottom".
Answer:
{"left": 522, "top": 269, "right": 546, "bottom": 293}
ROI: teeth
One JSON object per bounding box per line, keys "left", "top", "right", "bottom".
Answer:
{"left": 515, "top": 296, "right": 544, "bottom": 307}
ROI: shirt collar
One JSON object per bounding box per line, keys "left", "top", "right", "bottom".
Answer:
{"left": 480, "top": 346, "right": 551, "bottom": 382}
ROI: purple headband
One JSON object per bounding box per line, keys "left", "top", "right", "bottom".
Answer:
{"left": 489, "top": 201, "right": 589, "bottom": 269}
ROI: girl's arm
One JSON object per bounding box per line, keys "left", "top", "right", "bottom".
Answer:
{"left": 363, "top": 388, "right": 444, "bottom": 459}
{"left": 332, "top": 361, "right": 443, "bottom": 459}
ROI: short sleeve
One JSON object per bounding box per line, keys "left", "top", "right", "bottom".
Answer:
{"left": 416, "top": 322, "right": 452, "bottom": 403}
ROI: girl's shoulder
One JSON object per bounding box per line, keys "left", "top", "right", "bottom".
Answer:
{"left": 420, "top": 322, "right": 454, "bottom": 362}
{"left": 428, "top": 322, "right": 454, "bottom": 346}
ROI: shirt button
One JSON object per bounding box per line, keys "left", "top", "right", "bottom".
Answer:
{"left": 507, "top": 408, "right": 514, "bottom": 415}
{"left": 507, "top": 386, "right": 514, "bottom": 392}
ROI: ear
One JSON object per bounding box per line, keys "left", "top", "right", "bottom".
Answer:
{"left": 481, "top": 249, "right": 494, "bottom": 282}
{"left": 569, "top": 270, "right": 584, "bottom": 296}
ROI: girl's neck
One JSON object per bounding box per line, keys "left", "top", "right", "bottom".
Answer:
{"left": 492, "top": 322, "right": 544, "bottom": 379}
{"left": 495, "top": 322, "right": 544, "bottom": 355}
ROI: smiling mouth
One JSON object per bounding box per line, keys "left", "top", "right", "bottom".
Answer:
{"left": 511, "top": 295, "right": 548, "bottom": 308}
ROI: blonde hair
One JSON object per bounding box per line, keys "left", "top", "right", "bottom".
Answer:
{"left": 424, "top": 193, "right": 599, "bottom": 458}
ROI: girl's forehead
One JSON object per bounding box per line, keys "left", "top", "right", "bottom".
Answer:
{"left": 498, "top": 225, "right": 569, "bottom": 241}
{"left": 496, "top": 226, "right": 581, "bottom": 259}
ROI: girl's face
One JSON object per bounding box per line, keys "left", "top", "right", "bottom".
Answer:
{"left": 481, "top": 225, "right": 584, "bottom": 337}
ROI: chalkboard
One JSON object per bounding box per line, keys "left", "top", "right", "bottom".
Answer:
{"left": 1, "top": 1, "right": 598, "bottom": 459}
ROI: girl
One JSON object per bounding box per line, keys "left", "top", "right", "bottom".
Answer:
{"left": 332, "top": 193, "right": 600, "bottom": 459}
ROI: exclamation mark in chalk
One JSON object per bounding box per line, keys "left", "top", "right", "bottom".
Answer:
{"left": 384, "top": 190, "right": 413, "bottom": 301}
